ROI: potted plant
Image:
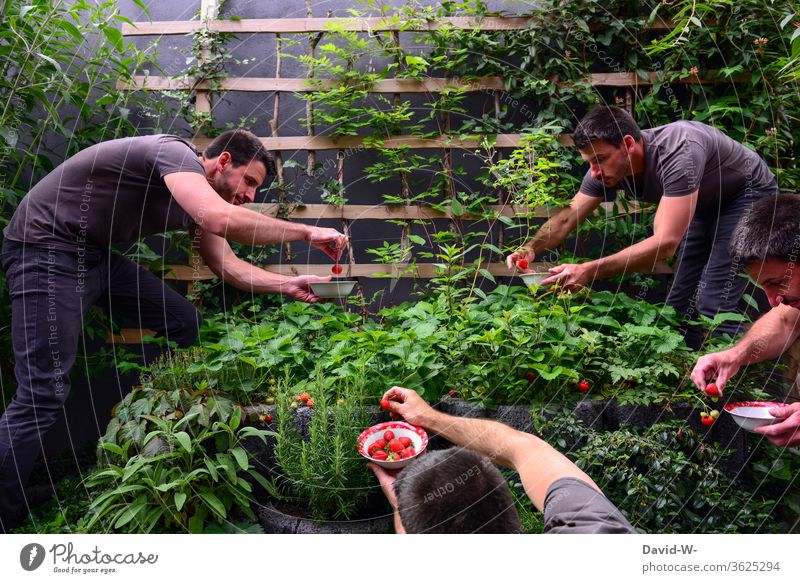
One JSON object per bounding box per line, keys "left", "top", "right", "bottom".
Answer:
{"left": 255, "top": 372, "right": 392, "bottom": 533}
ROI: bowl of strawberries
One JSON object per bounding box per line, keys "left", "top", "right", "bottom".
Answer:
{"left": 357, "top": 421, "right": 428, "bottom": 469}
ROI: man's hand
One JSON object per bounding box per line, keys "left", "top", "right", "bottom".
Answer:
{"left": 506, "top": 248, "right": 534, "bottom": 271}
{"left": 381, "top": 386, "right": 439, "bottom": 428}
{"left": 307, "top": 226, "right": 347, "bottom": 261}
{"left": 539, "top": 262, "right": 592, "bottom": 290}
{"left": 690, "top": 350, "right": 742, "bottom": 394}
{"left": 366, "top": 463, "right": 400, "bottom": 510}
{"left": 754, "top": 403, "right": 800, "bottom": 447}
{"left": 281, "top": 275, "right": 331, "bottom": 303}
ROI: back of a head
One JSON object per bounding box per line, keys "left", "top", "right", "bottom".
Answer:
{"left": 573, "top": 105, "right": 642, "bottom": 149}
{"left": 203, "top": 129, "right": 275, "bottom": 175}
{"left": 395, "top": 447, "right": 522, "bottom": 534}
{"left": 730, "top": 194, "right": 796, "bottom": 266}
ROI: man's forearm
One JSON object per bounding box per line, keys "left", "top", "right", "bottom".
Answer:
{"left": 728, "top": 305, "right": 800, "bottom": 366}
{"left": 586, "top": 234, "right": 674, "bottom": 280}
{"left": 423, "top": 410, "right": 532, "bottom": 469}
{"left": 523, "top": 206, "right": 576, "bottom": 255}
{"left": 213, "top": 255, "right": 293, "bottom": 295}
{"left": 215, "top": 206, "right": 311, "bottom": 245}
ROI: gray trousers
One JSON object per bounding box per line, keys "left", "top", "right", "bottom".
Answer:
{"left": 0, "top": 240, "right": 201, "bottom": 532}
{"left": 666, "top": 188, "right": 777, "bottom": 349}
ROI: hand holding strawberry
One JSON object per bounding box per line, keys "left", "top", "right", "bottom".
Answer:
{"left": 380, "top": 386, "right": 438, "bottom": 428}
{"left": 506, "top": 248, "right": 534, "bottom": 272}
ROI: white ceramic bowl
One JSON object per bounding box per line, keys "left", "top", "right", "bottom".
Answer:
{"left": 308, "top": 280, "right": 356, "bottom": 299}
{"left": 357, "top": 421, "right": 428, "bottom": 469}
{"left": 724, "top": 401, "right": 786, "bottom": 432}
{"left": 519, "top": 272, "right": 550, "bottom": 286}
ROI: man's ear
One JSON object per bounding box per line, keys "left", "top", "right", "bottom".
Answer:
{"left": 216, "top": 151, "right": 232, "bottom": 172}
{"left": 621, "top": 134, "right": 638, "bottom": 152}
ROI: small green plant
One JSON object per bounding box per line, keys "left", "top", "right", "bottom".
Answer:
{"left": 270, "top": 371, "right": 374, "bottom": 521}
{"left": 84, "top": 402, "right": 272, "bottom": 533}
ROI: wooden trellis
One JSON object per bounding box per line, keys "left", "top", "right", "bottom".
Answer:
{"left": 112, "top": 7, "right": 707, "bottom": 343}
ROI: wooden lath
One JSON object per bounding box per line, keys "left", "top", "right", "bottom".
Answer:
{"left": 118, "top": 70, "right": 729, "bottom": 93}
{"left": 241, "top": 201, "right": 642, "bottom": 220}
{"left": 120, "top": 15, "right": 678, "bottom": 36}
{"left": 117, "top": 76, "right": 506, "bottom": 92}
{"left": 158, "top": 259, "right": 672, "bottom": 282}
{"left": 191, "top": 133, "right": 573, "bottom": 151}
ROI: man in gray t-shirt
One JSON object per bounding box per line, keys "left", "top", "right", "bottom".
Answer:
{"left": 0, "top": 129, "right": 347, "bottom": 532}
{"left": 507, "top": 107, "right": 777, "bottom": 346}
{"left": 369, "top": 387, "right": 635, "bottom": 534}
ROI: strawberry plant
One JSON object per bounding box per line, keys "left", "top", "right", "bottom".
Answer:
{"left": 536, "top": 413, "right": 779, "bottom": 533}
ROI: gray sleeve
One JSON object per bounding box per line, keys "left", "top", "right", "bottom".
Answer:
{"left": 543, "top": 477, "right": 635, "bottom": 534}
{"left": 579, "top": 169, "right": 617, "bottom": 201}
{"left": 151, "top": 136, "right": 205, "bottom": 178}
{"left": 658, "top": 139, "right": 705, "bottom": 197}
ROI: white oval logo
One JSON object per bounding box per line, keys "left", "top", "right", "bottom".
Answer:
{"left": 20, "top": 543, "right": 46, "bottom": 571}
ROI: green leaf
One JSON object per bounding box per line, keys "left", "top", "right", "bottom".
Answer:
{"left": 102, "top": 27, "right": 125, "bottom": 52}
{"left": 741, "top": 293, "right": 759, "bottom": 310}
{"left": 174, "top": 431, "right": 192, "bottom": 453}
{"left": 100, "top": 442, "right": 124, "bottom": 456}
{"left": 450, "top": 199, "right": 465, "bottom": 217}
{"left": 174, "top": 492, "right": 187, "bottom": 512}
{"left": 114, "top": 501, "right": 148, "bottom": 529}
{"left": 231, "top": 447, "right": 249, "bottom": 471}
{"left": 131, "top": 0, "right": 151, "bottom": 18}
{"left": 198, "top": 490, "right": 227, "bottom": 519}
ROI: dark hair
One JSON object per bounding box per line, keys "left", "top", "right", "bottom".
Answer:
{"left": 573, "top": 106, "right": 642, "bottom": 149}
{"left": 394, "top": 448, "right": 522, "bottom": 533}
{"left": 203, "top": 129, "right": 275, "bottom": 175}
{"left": 730, "top": 195, "right": 795, "bottom": 266}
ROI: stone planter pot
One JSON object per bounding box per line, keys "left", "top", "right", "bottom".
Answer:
{"left": 254, "top": 500, "right": 393, "bottom": 534}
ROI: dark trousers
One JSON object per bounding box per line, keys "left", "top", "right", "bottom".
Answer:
{"left": 0, "top": 240, "right": 201, "bottom": 532}
{"left": 666, "top": 188, "right": 777, "bottom": 349}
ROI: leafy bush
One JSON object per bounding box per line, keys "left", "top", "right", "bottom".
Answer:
{"left": 537, "top": 413, "right": 786, "bottom": 533}
{"left": 186, "top": 286, "right": 769, "bottom": 409}
{"left": 83, "top": 385, "right": 273, "bottom": 533}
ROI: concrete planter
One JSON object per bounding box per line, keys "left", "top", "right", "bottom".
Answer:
{"left": 254, "top": 500, "right": 393, "bottom": 534}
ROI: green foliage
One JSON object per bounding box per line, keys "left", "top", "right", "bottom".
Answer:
{"left": 181, "top": 285, "right": 768, "bottom": 409}
{"left": 270, "top": 372, "right": 374, "bottom": 521}
{"left": 83, "top": 382, "right": 273, "bottom": 533}
{"left": 537, "top": 414, "right": 782, "bottom": 533}
{"left": 481, "top": 125, "right": 577, "bottom": 210}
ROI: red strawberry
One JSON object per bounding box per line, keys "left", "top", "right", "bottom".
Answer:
{"left": 700, "top": 412, "right": 714, "bottom": 427}
{"left": 704, "top": 382, "right": 721, "bottom": 397}
{"left": 517, "top": 258, "right": 529, "bottom": 269}
{"left": 525, "top": 372, "right": 536, "bottom": 382}
{"left": 331, "top": 265, "right": 343, "bottom": 275}
{"left": 399, "top": 436, "right": 412, "bottom": 447}
{"left": 372, "top": 438, "right": 387, "bottom": 451}
{"left": 384, "top": 430, "right": 395, "bottom": 442}
{"left": 578, "top": 380, "right": 590, "bottom": 392}
{"left": 402, "top": 447, "right": 416, "bottom": 458}
{"left": 262, "top": 414, "right": 273, "bottom": 423}
{"left": 306, "top": 398, "right": 314, "bottom": 408}
{"left": 299, "top": 392, "right": 310, "bottom": 403}
{"left": 372, "top": 450, "right": 388, "bottom": 461}
{"left": 380, "top": 399, "right": 391, "bottom": 411}
{"left": 389, "top": 438, "right": 405, "bottom": 453}
{"left": 448, "top": 389, "right": 457, "bottom": 397}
